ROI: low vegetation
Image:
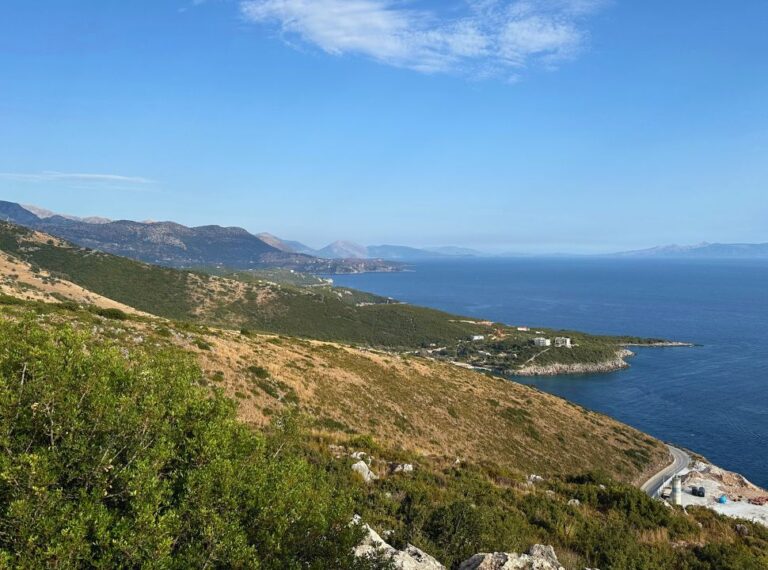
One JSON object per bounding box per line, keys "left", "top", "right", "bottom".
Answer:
{"left": 0, "top": 297, "right": 668, "bottom": 484}
{"left": 346, "top": 441, "right": 768, "bottom": 569}
{"left": 0, "top": 317, "right": 765, "bottom": 569}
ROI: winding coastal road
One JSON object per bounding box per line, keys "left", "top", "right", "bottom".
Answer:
{"left": 641, "top": 445, "right": 691, "bottom": 498}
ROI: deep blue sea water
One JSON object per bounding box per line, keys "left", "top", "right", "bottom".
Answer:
{"left": 333, "top": 259, "right": 768, "bottom": 487}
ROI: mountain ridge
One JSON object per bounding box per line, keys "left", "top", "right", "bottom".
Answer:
{"left": 611, "top": 241, "right": 768, "bottom": 258}
{"left": 0, "top": 201, "right": 401, "bottom": 274}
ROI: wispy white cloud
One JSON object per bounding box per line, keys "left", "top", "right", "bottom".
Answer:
{"left": 0, "top": 171, "right": 156, "bottom": 185}
{"left": 239, "top": 0, "right": 606, "bottom": 77}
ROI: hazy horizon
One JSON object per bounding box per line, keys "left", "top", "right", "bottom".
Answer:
{"left": 9, "top": 199, "right": 767, "bottom": 256}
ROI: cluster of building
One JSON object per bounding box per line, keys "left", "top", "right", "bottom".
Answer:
{"left": 468, "top": 329, "right": 573, "bottom": 350}
{"left": 533, "top": 336, "right": 573, "bottom": 349}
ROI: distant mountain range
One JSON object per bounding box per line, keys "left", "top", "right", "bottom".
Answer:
{"left": 256, "top": 233, "right": 318, "bottom": 256}
{"left": 256, "top": 234, "right": 485, "bottom": 261}
{"left": 611, "top": 242, "right": 768, "bottom": 259}
{"left": 21, "top": 204, "right": 112, "bottom": 225}
{"left": 0, "top": 201, "right": 400, "bottom": 274}
{"left": 10, "top": 200, "right": 760, "bottom": 266}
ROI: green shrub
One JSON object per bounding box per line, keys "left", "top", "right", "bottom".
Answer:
{"left": 255, "top": 378, "right": 280, "bottom": 398}
{"left": 248, "top": 364, "right": 270, "bottom": 379}
{"left": 500, "top": 406, "right": 531, "bottom": 425}
{"left": 92, "top": 306, "right": 129, "bottom": 320}
{"left": 0, "top": 319, "right": 377, "bottom": 569}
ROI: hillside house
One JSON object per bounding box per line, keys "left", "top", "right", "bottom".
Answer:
{"left": 471, "top": 335, "right": 485, "bottom": 341}
{"left": 533, "top": 337, "right": 551, "bottom": 347}
{"left": 555, "top": 337, "right": 573, "bottom": 349}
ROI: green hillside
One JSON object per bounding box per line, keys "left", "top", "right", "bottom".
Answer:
{"left": 0, "top": 222, "right": 496, "bottom": 346}
{"left": 1, "top": 309, "right": 766, "bottom": 569}
{"left": 0, "top": 223, "right": 195, "bottom": 319}
{"left": 0, "top": 222, "right": 657, "bottom": 370}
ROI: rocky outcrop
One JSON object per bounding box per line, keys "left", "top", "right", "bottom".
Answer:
{"left": 341, "top": 448, "right": 415, "bottom": 483}
{"left": 353, "top": 519, "right": 594, "bottom": 570}
{"left": 515, "top": 350, "right": 634, "bottom": 377}
{"left": 353, "top": 516, "right": 444, "bottom": 569}
{"left": 389, "top": 462, "right": 415, "bottom": 475}
{"left": 459, "top": 545, "right": 565, "bottom": 570}
{"left": 351, "top": 460, "right": 378, "bottom": 483}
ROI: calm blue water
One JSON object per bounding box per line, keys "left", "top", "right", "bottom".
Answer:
{"left": 334, "top": 259, "right": 768, "bottom": 487}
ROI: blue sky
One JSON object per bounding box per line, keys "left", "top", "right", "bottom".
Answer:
{"left": 0, "top": 1, "right": 766, "bottom": 253}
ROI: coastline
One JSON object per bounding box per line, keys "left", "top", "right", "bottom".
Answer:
{"left": 623, "top": 341, "right": 696, "bottom": 348}
{"left": 512, "top": 341, "right": 695, "bottom": 377}
{"left": 678, "top": 461, "right": 768, "bottom": 527}
{"left": 513, "top": 349, "right": 635, "bottom": 377}
{"left": 333, "top": 260, "right": 766, "bottom": 494}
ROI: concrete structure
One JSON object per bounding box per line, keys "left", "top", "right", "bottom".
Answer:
{"left": 554, "top": 337, "right": 572, "bottom": 349}
{"left": 672, "top": 476, "right": 683, "bottom": 506}
{"left": 471, "top": 335, "right": 485, "bottom": 341}
{"left": 516, "top": 326, "right": 530, "bottom": 332}
{"left": 533, "top": 337, "right": 552, "bottom": 347}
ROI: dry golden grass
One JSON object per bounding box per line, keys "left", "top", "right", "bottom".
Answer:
{"left": 182, "top": 327, "right": 669, "bottom": 484}
{"left": 0, "top": 252, "right": 670, "bottom": 485}
{"left": 0, "top": 251, "right": 147, "bottom": 316}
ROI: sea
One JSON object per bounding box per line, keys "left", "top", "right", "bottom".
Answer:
{"left": 333, "top": 258, "right": 768, "bottom": 488}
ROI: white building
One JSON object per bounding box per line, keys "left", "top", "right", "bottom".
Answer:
{"left": 471, "top": 335, "right": 485, "bottom": 341}
{"left": 554, "top": 337, "right": 573, "bottom": 349}
{"left": 516, "top": 326, "right": 530, "bottom": 332}
{"left": 533, "top": 337, "right": 551, "bottom": 347}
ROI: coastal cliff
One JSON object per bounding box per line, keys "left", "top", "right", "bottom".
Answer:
{"left": 515, "top": 349, "right": 635, "bottom": 376}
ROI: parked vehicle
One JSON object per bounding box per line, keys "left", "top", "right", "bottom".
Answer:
{"left": 689, "top": 486, "right": 706, "bottom": 497}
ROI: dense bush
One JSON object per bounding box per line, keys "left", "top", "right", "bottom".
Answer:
{"left": 0, "top": 319, "right": 377, "bottom": 569}
{"left": 91, "top": 306, "right": 129, "bottom": 320}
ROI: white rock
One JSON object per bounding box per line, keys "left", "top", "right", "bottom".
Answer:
{"left": 352, "top": 460, "right": 378, "bottom": 483}
{"left": 351, "top": 451, "right": 370, "bottom": 463}
{"left": 458, "top": 545, "right": 564, "bottom": 570}
{"left": 390, "top": 463, "right": 415, "bottom": 474}
{"left": 527, "top": 474, "right": 545, "bottom": 485}
{"left": 568, "top": 499, "right": 581, "bottom": 506}
{"left": 354, "top": 518, "right": 445, "bottom": 569}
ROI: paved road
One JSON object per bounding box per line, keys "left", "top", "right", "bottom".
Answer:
{"left": 641, "top": 445, "right": 691, "bottom": 498}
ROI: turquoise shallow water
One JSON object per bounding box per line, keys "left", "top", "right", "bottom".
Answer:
{"left": 333, "top": 258, "right": 768, "bottom": 487}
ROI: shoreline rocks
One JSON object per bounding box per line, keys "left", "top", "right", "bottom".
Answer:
{"left": 514, "top": 349, "right": 634, "bottom": 377}
{"left": 623, "top": 341, "right": 695, "bottom": 348}
{"left": 678, "top": 461, "right": 768, "bottom": 526}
